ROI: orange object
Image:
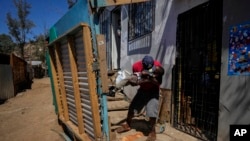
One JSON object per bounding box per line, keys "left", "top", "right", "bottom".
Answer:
{"left": 121, "top": 132, "right": 144, "bottom": 141}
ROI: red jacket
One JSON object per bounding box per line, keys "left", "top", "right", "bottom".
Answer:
{"left": 132, "top": 60, "right": 162, "bottom": 90}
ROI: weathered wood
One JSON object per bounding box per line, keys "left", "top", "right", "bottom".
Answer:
{"left": 67, "top": 36, "right": 85, "bottom": 134}
{"left": 96, "top": 34, "right": 109, "bottom": 93}
{"left": 108, "top": 116, "right": 116, "bottom": 141}
{"left": 82, "top": 25, "right": 102, "bottom": 139}
{"left": 10, "top": 54, "right": 26, "bottom": 84}
{"left": 90, "top": 0, "right": 149, "bottom": 8}
{"left": 55, "top": 43, "right": 70, "bottom": 121}
{"left": 9, "top": 53, "right": 29, "bottom": 94}
{"left": 64, "top": 120, "right": 92, "bottom": 141}
{"left": 158, "top": 89, "right": 172, "bottom": 124}
{"left": 48, "top": 47, "right": 64, "bottom": 118}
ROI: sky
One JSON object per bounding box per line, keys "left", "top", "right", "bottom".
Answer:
{"left": 0, "top": 0, "right": 69, "bottom": 40}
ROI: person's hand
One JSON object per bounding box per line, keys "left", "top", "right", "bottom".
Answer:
{"left": 138, "top": 75, "right": 160, "bottom": 86}
{"left": 128, "top": 75, "right": 138, "bottom": 86}
{"left": 141, "top": 70, "right": 154, "bottom": 79}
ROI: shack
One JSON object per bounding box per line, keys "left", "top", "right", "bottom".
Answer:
{"left": 48, "top": 0, "right": 250, "bottom": 141}
{"left": 31, "top": 61, "right": 45, "bottom": 78}
{"left": 0, "top": 53, "right": 33, "bottom": 101}
{"left": 99, "top": 0, "right": 250, "bottom": 141}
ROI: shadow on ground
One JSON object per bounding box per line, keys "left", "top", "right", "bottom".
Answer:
{"left": 112, "top": 118, "right": 153, "bottom": 136}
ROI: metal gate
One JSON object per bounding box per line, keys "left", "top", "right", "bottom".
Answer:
{"left": 173, "top": 1, "right": 222, "bottom": 141}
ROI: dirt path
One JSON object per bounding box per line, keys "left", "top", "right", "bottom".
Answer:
{"left": 0, "top": 77, "right": 198, "bottom": 141}
{"left": 0, "top": 77, "right": 65, "bottom": 141}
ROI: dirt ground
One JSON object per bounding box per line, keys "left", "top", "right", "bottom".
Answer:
{"left": 0, "top": 77, "right": 198, "bottom": 141}
{"left": 0, "top": 77, "right": 65, "bottom": 141}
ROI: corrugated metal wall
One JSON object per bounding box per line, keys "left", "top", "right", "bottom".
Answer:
{"left": 48, "top": 24, "right": 102, "bottom": 141}
{"left": 0, "top": 65, "right": 14, "bottom": 100}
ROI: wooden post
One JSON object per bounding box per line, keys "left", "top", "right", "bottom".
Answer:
{"left": 67, "top": 36, "right": 85, "bottom": 134}
{"left": 82, "top": 25, "right": 102, "bottom": 139}
{"left": 55, "top": 43, "right": 70, "bottom": 121}
{"left": 96, "top": 34, "right": 109, "bottom": 93}
{"left": 90, "top": 0, "right": 149, "bottom": 8}
{"left": 158, "top": 89, "right": 172, "bottom": 124}
{"left": 48, "top": 47, "right": 64, "bottom": 118}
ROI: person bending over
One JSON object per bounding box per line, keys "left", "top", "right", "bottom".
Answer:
{"left": 116, "top": 55, "right": 165, "bottom": 141}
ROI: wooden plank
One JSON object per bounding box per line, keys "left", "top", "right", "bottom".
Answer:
{"left": 67, "top": 36, "right": 85, "bottom": 134}
{"left": 108, "top": 116, "right": 116, "bottom": 141}
{"left": 63, "top": 120, "right": 92, "bottom": 141}
{"left": 82, "top": 25, "right": 102, "bottom": 139}
{"left": 48, "top": 47, "right": 64, "bottom": 117}
{"left": 10, "top": 53, "right": 28, "bottom": 94}
{"left": 55, "top": 43, "right": 70, "bottom": 121}
{"left": 96, "top": 34, "right": 109, "bottom": 93}
{"left": 158, "top": 89, "right": 171, "bottom": 124}
{"left": 106, "top": 0, "right": 149, "bottom": 5}
{"left": 90, "top": 0, "right": 149, "bottom": 8}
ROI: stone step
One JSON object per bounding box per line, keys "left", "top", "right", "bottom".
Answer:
{"left": 106, "top": 92, "right": 127, "bottom": 101}
{"left": 107, "top": 100, "right": 129, "bottom": 111}
{"left": 108, "top": 110, "right": 128, "bottom": 126}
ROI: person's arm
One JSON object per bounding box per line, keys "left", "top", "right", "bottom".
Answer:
{"left": 128, "top": 74, "right": 139, "bottom": 86}
{"left": 138, "top": 75, "right": 161, "bottom": 86}
{"left": 128, "top": 62, "right": 141, "bottom": 86}
{"left": 139, "top": 65, "right": 165, "bottom": 85}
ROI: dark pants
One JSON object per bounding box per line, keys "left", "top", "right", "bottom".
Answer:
{"left": 128, "top": 87, "right": 159, "bottom": 118}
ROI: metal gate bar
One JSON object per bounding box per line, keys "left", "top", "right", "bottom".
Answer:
{"left": 174, "top": 1, "right": 222, "bottom": 141}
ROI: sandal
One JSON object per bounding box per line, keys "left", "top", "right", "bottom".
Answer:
{"left": 116, "top": 124, "right": 131, "bottom": 133}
